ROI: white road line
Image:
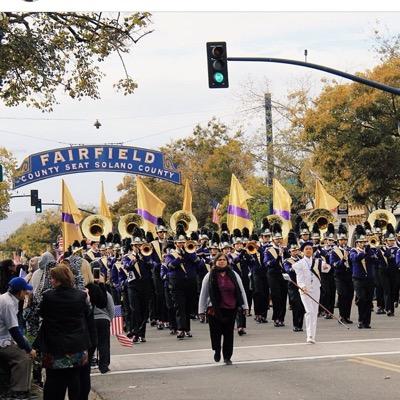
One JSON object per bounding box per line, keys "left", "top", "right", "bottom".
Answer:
{"left": 111, "top": 337, "right": 400, "bottom": 358}
{"left": 91, "top": 350, "right": 400, "bottom": 376}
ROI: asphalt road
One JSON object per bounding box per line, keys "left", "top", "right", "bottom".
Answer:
{"left": 91, "top": 307, "right": 400, "bottom": 400}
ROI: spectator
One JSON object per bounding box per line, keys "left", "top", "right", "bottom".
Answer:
{"left": 0, "top": 260, "right": 17, "bottom": 295}
{"left": 0, "top": 277, "right": 37, "bottom": 399}
{"left": 35, "top": 265, "right": 90, "bottom": 400}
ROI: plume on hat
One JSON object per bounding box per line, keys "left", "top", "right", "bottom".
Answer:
{"left": 386, "top": 223, "right": 395, "bottom": 236}
{"left": 220, "top": 222, "right": 229, "bottom": 234}
{"left": 211, "top": 232, "right": 220, "bottom": 245}
{"left": 242, "top": 227, "right": 250, "bottom": 239}
{"left": 220, "top": 232, "right": 230, "bottom": 243}
{"left": 272, "top": 222, "right": 282, "bottom": 235}
{"left": 113, "top": 233, "right": 121, "bottom": 245}
{"left": 261, "top": 217, "right": 270, "bottom": 231}
{"left": 355, "top": 224, "right": 366, "bottom": 236}
{"left": 106, "top": 233, "right": 114, "bottom": 244}
{"left": 190, "top": 231, "right": 199, "bottom": 241}
{"left": 338, "top": 223, "right": 347, "bottom": 235}
{"left": 146, "top": 231, "right": 155, "bottom": 243}
{"left": 327, "top": 223, "right": 335, "bottom": 236}
{"left": 287, "top": 229, "right": 298, "bottom": 248}
{"left": 312, "top": 222, "right": 320, "bottom": 235}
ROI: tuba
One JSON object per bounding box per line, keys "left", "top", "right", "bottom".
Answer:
{"left": 81, "top": 214, "right": 113, "bottom": 242}
{"left": 307, "top": 208, "right": 336, "bottom": 234}
{"left": 367, "top": 209, "right": 396, "bottom": 234}
{"left": 170, "top": 210, "right": 198, "bottom": 235}
{"left": 118, "top": 213, "right": 144, "bottom": 239}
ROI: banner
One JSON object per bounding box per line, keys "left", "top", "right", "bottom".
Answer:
{"left": 13, "top": 145, "right": 181, "bottom": 188}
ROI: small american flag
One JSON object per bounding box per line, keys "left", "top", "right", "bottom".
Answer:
{"left": 211, "top": 199, "right": 221, "bottom": 225}
{"left": 110, "top": 305, "right": 133, "bottom": 347}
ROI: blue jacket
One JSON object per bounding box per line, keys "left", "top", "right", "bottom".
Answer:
{"left": 164, "top": 251, "right": 204, "bottom": 280}
{"left": 350, "top": 248, "right": 374, "bottom": 280}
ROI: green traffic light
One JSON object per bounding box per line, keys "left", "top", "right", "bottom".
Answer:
{"left": 213, "top": 72, "right": 224, "bottom": 83}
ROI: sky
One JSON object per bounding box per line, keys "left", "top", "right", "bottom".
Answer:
{"left": 1, "top": 11, "right": 400, "bottom": 218}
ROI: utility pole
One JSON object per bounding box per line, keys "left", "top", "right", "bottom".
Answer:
{"left": 265, "top": 93, "right": 274, "bottom": 214}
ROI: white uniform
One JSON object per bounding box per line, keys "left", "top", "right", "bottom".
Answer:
{"left": 293, "top": 256, "right": 331, "bottom": 342}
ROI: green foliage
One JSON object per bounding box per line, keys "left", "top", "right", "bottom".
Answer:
{"left": 0, "top": 148, "right": 17, "bottom": 220}
{"left": 0, "top": 210, "right": 61, "bottom": 257}
{"left": 0, "top": 12, "right": 152, "bottom": 111}
{"left": 111, "top": 119, "right": 270, "bottom": 230}
{"left": 301, "top": 57, "right": 400, "bottom": 209}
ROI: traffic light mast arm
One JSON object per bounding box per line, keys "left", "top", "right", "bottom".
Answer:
{"left": 227, "top": 56, "right": 400, "bottom": 96}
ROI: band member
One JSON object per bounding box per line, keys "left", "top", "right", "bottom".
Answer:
{"left": 264, "top": 223, "right": 287, "bottom": 327}
{"left": 220, "top": 233, "right": 234, "bottom": 264}
{"left": 313, "top": 224, "right": 335, "bottom": 319}
{"left": 350, "top": 225, "right": 374, "bottom": 329}
{"left": 382, "top": 224, "right": 398, "bottom": 316}
{"left": 150, "top": 218, "right": 169, "bottom": 330}
{"left": 293, "top": 241, "right": 331, "bottom": 343}
{"left": 330, "top": 224, "right": 353, "bottom": 324}
{"left": 164, "top": 224, "right": 205, "bottom": 339}
{"left": 209, "top": 232, "right": 220, "bottom": 258}
{"left": 298, "top": 222, "right": 311, "bottom": 246}
{"left": 244, "top": 229, "right": 267, "bottom": 324}
{"left": 283, "top": 230, "right": 304, "bottom": 332}
{"left": 231, "top": 231, "right": 251, "bottom": 335}
{"left": 124, "top": 228, "right": 154, "bottom": 342}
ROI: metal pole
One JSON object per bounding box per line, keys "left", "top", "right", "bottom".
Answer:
{"left": 227, "top": 57, "right": 400, "bottom": 96}
{"left": 264, "top": 93, "right": 274, "bottom": 214}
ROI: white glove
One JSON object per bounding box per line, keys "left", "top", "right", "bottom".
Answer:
{"left": 282, "top": 273, "right": 291, "bottom": 281}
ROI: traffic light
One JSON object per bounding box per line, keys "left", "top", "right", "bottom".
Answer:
{"left": 35, "top": 199, "right": 42, "bottom": 213}
{"left": 206, "top": 42, "right": 229, "bottom": 89}
{"left": 30, "top": 190, "right": 38, "bottom": 206}
{"left": 0, "top": 165, "right": 3, "bottom": 182}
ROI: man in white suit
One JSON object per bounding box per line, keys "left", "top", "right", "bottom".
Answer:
{"left": 292, "top": 241, "right": 331, "bottom": 344}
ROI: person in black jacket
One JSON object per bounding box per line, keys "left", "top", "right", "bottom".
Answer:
{"left": 36, "top": 265, "right": 91, "bottom": 400}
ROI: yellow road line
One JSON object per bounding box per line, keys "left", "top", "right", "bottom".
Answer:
{"left": 350, "top": 357, "right": 400, "bottom": 374}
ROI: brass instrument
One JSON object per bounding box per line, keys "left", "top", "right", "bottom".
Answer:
{"left": 170, "top": 210, "right": 198, "bottom": 234}
{"left": 367, "top": 209, "right": 396, "bottom": 234}
{"left": 81, "top": 214, "right": 113, "bottom": 242}
{"left": 368, "top": 234, "right": 381, "bottom": 248}
{"left": 245, "top": 241, "right": 258, "bottom": 255}
{"left": 140, "top": 243, "right": 153, "bottom": 256}
{"left": 118, "top": 213, "right": 144, "bottom": 239}
{"left": 184, "top": 240, "right": 197, "bottom": 254}
{"left": 307, "top": 208, "right": 336, "bottom": 235}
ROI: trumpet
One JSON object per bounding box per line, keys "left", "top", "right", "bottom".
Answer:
{"left": 184, "top": 240, "right": 197, "bottom": 254}
{"left": 368, "top": 234, "right": 381, "bottom": 248}
{"left": 245, "top": 241, "right": 258, "bottom": 255}
{"left": 140, "top": 243, "right": 153, "bottom": 257}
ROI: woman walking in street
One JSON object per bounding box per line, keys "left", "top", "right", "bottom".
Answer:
{"left": 198, "top": 253, "right": 248, "bottom": 365}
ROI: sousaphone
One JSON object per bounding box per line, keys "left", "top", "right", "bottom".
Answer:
{"left": 81, "top": 214, "right": 113, "bottom": 242}
{"left": 307, "top": 208, "right": 336, "bottom": 235}
{"left": 170, "top": 210, "right": 198, "bottom": 235}
{"left": 118, "top": 213, "right": 144, "bottom": 239}
{"left": 367, "top": 209, "right": 396, "bottom": 234}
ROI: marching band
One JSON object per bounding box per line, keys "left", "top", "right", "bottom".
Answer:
{"left": 62, "top": 209, "right": 400, "bottom": 344}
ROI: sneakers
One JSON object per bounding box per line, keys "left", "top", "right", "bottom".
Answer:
{"left": 139, "top": 337, "right": 146, "bottom": 343}
{"left": 184, "top": 331, "right": 192, "bottom": 338}
{"left": 176, "top": 331, "right": 185, "bottom": 339}
{"left": 306, "top": 337, "right": 316, "bottom": 344}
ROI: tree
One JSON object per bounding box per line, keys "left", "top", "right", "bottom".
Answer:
{"left": 111, "top": 119, "right": 269, "bottom": 230}
{"left": 0, "top": 12, "right": 152, "bottom": 111}
{"left": 0, "top": 147, "right": 18, "bottom": 220}
{"left": 301, "top": 57, "right": 400, "bottom": 210}
{"left": 0, "top": 209, "right": 61, "bottom": 257}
